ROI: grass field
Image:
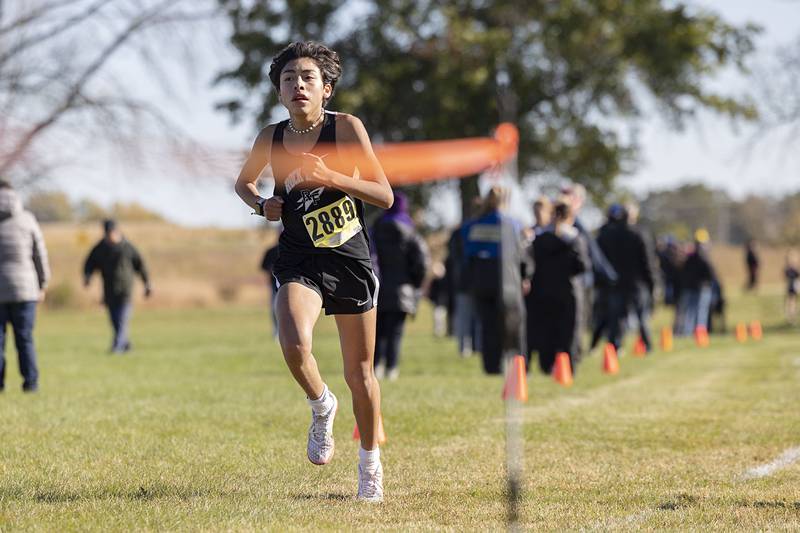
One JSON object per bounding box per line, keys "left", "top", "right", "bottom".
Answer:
{"left": 1, "top": 288, "right": 799, "bottom": 531}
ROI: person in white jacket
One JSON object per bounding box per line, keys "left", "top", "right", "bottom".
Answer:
{"left": 0, "top": 181, "right": 50, "bottom": 393}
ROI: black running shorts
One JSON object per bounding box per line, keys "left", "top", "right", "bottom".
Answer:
{"left": 273, "top": 252, "right": 379, "bottom": 315}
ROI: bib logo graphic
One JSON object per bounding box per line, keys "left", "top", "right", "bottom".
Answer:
{"left": 297, "top": 186, "right": 325, "bottom": 211}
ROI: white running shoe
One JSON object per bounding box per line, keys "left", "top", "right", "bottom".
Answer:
{"left": 307, "top": 392, "right": 337, "bottom": 465}
{"left": 357, "top": 461, "right": 384, "bottom": 502}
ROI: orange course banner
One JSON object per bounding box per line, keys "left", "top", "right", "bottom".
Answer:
{"left": 318, "top": 123, "right": 519, "bottom": 186}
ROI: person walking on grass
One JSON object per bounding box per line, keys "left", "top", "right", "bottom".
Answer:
{"left": 744, "top": 239, "right": 760, "bottom": 292}
{"left": 234, "top": 41, "right": 393, "bottom": 502}
{"left": 83, "top": 219, "right": 151, "bottom": 354}
{"left": 675, "top": 229, "right": 716, "bottom": 336}
{"left": 371, "top": 190, "right": 429, "bottom": 382}
{"left": 0, "top": 181, "right": 50, "bottom": 393}
{"left": 785, "top": 249, "right": 799, "bottom": 325}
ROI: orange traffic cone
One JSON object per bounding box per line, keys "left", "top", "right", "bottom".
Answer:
{"left": 735, "top": 322, "right": 748, "bottom": 343}
{"left": 602, "top": 343, "right": 619, "bottom": 375}
{"left": 660, "top": 327, "right": 673, "bottom": 352}
{"left": 502, "top": 355, "right": 529, "bottom": 402}
{"left": 694, "top": 325, "right": 710, "bottom": 348}
{"left": 633, "top": 337, "right": 647, "bottom": 357}
{"left": 750, "top": 320, "right": 763, "bottom": 341}
{"left": 352, "top": 415, "right": 387, "bottom": 445}
{"left": 552, "top": 352, "right": 573, "bottom": 387}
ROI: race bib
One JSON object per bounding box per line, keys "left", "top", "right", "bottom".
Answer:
{"left": 303, "top": 196, "right": 362, "bottom": 248}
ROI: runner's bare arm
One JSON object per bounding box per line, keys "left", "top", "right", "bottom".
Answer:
{"left": 235, "top": 125, "right": 276, "bottom": 212}
{"left": 301, "top": 114, "right": 393, "bottom": 209}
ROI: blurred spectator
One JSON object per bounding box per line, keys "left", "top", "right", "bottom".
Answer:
{"left": 462, "top": 186, "right": 532, "bottom": 375}
{"left": 656, "top": 235, "right": 682, "bottom": 306}
{"left": 526, "top": 196, "right": 589, "bottom": 374}
{"left": 260, "top": 241, "right": 280, "bottom": 339}
{"left": 561, "top": 183, "right": 617, "bottom": 361}
{"left": 427, "top": 261, "right": 448, "bottom": 338}
{"left": 593, "top": 203, "right": 656, "bottom": 352}
{"left": 0, "top": 181, "right": 50, "bottom": 393}
{"left": 447, "top": 197, "right": 484, "bottom": 358}
{"left": 786, "top": 249, "right": 799, "bottom": 325}
{"left": 83, "top": 219, "right": 151, "bottom": 354}
{"left": 708, "top": 278, "right": 726, "bottom": 334}
{"left": 744, "top": 239, "right": 760, "bottom": 292}
{"left": 674, "top": 229, "right": 717, "bottom": 336}
{"left": 371, "top": 191, "right": 429, "bottom": 381}
{"left": 626, "top": 203, "right": 659, "bottom": 349}
{"left": 524, "top": 195, "right": 552, "bottom": 243}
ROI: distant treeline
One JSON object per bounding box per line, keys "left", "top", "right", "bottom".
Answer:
{"left": 25, "top": 190, "right": 165, "bottom": 224}
{"left": 639, "top": 183, "right": 800, "bottom": 245}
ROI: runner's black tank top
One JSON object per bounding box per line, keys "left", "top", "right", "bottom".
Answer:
{"left": 271, "top": 111, "right": 371, "bottom": 260}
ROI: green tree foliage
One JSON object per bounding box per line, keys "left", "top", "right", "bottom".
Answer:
{"left": 640, "top": 184, "right": 800, "bottom": 245}
{"left": 216, "top": 0, "right": 758, "bottom": 218}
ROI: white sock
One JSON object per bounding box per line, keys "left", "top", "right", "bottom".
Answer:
{"left": 359, "top": 446, "right": 380, "bottom": 469}
{"left": 308, "top": 384, "right": 334, "bottom": 415}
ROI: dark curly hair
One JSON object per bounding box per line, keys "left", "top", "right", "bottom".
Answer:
{"left": 269, "top": 42, "right": 341, "bottom": 105}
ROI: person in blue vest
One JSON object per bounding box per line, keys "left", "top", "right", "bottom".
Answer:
{"left": 461, "top": 186, "right": 532, "bottom": 375}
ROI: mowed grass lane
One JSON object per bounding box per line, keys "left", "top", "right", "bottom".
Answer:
{"left": 0, "top": 291, "right": 798, "bottom": 530}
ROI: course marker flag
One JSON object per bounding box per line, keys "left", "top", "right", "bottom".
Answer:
{"left": 735, "top": 322, "right": 748, "bottom": 343}
{"left": 633, "top": 337, "right": 647, "bottom": 357}
{"left": 352, "top": 416, "right": 387, "bottom": 445}
{"left": 315, "top": 123, "right": 519, "bottom": 186}
{"left": 603, "top": 343, "right": 620, "bottom": 375}
{"left": 694, "top": 325, "right": 710, "bottom": 348}
{"left": 750, "top": 320, "right": 763, "bottom": 341}
{"left": 553, "top": 352, "right": 573, "bottom": 387}
{"left": 502, "top": 355, "right": 529, "bottom": 402}
{"left": 660, "top": 327, "right": 673, "bottom": 352}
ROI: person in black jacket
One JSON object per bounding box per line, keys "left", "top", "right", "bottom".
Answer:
{"left": 526, "top": 197, "right": 589, "bottom": 374}
{"left": 744, "top": 239, "right": 760, "bottom": 292}
{"left": 594, "top": 204, "right": 656, "bottom": 351}
{"left": 83, "top": 219, "right": 151, "bottom": 353}
{"left": 785, "top": 249, "right": 799, "bottom": 325}
{"left": 626, "top": 203, "right": 659, "bottom": 349}
{"left": 371, "top": 191, "right": 429, "bottom": 381}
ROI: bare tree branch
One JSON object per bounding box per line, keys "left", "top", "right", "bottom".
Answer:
{"left": 0, "top": 0, "right": 114, "bottom": 68}
{"left": 0, "top": 0, "right": 225, "bottom": 184}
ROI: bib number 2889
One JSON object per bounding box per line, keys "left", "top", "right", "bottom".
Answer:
{"left": 303, "top": 196, "right": 362, "bottom": 248}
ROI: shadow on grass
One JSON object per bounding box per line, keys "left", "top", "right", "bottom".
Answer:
{"left": 0, "top": 483, "right": 234, "bottom": 503}
{"left": 292, "top": 492, "right": 350, "bottom": 502}
{"left": 657, "top": 493, "right": 800, "bottom": 512}
{"left": 762, "top": 323, "right": 800, "bottom": 335}
{"left": 658, "top": 493, "right": 699, "bottom": 511}
{"left": 739, "top": 500, "right": 800, "bottom": 510}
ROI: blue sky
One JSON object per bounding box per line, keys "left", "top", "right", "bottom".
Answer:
{"left": 57, "top": 0, "right": 800, "bottom": 228}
